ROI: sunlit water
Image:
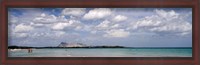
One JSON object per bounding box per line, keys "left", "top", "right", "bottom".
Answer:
{"left": 8, "top": 48, "right": 192, "bottom": 57}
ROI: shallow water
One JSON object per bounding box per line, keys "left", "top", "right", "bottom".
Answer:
{"left": 8, "top": 48, "right": 192, "bottom": 57}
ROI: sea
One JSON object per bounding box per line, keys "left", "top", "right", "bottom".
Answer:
{"left": 8, "top": 48, "right": 192, "bottom": 57}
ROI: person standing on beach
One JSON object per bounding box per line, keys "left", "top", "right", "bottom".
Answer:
{"left": 28, "top": 48, "right": 33, "bottom": 53}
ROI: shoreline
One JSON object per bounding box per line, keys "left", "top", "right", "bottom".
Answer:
{"left": 8, "top": 47, "right": 192, "bottom": 49}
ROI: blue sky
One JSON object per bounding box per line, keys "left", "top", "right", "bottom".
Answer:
{"left": 8, "top": 8, "right": 192, "bottom": 47}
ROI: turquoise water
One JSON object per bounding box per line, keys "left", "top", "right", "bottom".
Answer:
{"left": 8, "top": 48, "right": 192, "bottom": 57}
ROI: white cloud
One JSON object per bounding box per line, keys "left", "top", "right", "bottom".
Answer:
{"left": 75, "top": 26, "right": 82, "bottom": 30}
{"left": 149, "top": 22, "right": 191, "bottom": 35}
{"left": 8, "top": 15, "right": 18, "bottom": 24}
{"left": 51, "top": 20, "right": 83, "bottom": 30}
{"left": 95, "top": 19, "right": 123, "bottom": 32}
{"left": 96, "top": 20, "right": 110, "bottom": 30}
{"left": 61, "top": 8, "right": 86, "bottom": 16}
{"left": 95, "top": 20, "right": 121, "bottom": 30}
{"left": 128, "top": 9, "right": 192, "bottom": 36}
{"left": 31, "top": 33, "right": 43, "bottom": 37}
{"left": 111, "top": 24, "right": 120, "bottom": 28}
{"left": 129, "top": 15, "right": 162, "bottom": 30}
{"left": 14, "top": 24, "right": 34, "bottom": 32}
{"left": 155, "top": 9, "right": 179, "bottom": 20}
{"left": 15, "top": 33, "right": 28, "bottom": 38}
{"left": 83, "top": 8, "right": 112, "bottom": 20}
{"left": 112, "top": 15, "right": 127, "bottom": 22}
{"left": 33, "top": 13, "right": 57, "bottom": 24}
{"left": 82, "top": 25, "right": 94, "bottom": 32}
{"left": 104, "top": 29, "right": 130, "bottom": 38}
{"left": 30, "top": 22, "right": 44, "bottom": 27}
{"left": 55, "top": 31, "right": 66, "bottom": 36}
{"left": 52, "top": 22, "right": 71, "bottom": 30}
{"left": 57, "top": 15, "right": 68, "bottom": 21}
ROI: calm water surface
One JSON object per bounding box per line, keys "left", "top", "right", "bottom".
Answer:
{"left": 8, "top": 48, "right": 192, "bottom": 57}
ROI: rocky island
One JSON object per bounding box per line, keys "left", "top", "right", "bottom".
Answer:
{"left": 58, "top": 42, "right": 87, "bottom": 47}
{"left": 57, "top": 42, "right": 124, "bottom": 48}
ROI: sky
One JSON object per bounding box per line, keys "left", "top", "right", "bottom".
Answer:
{"left": 8, "top": 8, "right": 192, "bottom": 47}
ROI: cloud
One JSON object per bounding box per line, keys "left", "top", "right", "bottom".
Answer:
{"left": 61, "top": 8, "right": 86, "bottom": 16}
{"left": 33, "top": 13, "right": 57, "bottom": 24}
{"left": 30, "top": 22, "right": 44, "bottom": 27}
{"left": 15, "top": 33, "right": 28, "bottom": 38}
{"left": 81, "top": 25, "right": 94, "bottom": 32}
{"left": 111, "top": 15, "right": 127, "bottom": 22}
{"left": 104, "top": 29, "right": 130, "bottom": 38}
{"left": 54, "top": 31, "right": 66, "bottom": 36}
{"left": 96, "top": 20, "right": 110, "bottom": 30}
{"left": 8, "top": 15, "right": 19, "bottom": 24}
{"left": 155, "top": 9, "right": 179, "bottom": 20}
{"left": 83, "top": 8, "right": 112, "bottom": 20}
{"left": 51, "top": 19, "right": 83, "bottom": 31}
{"left": 128, "top": 9, "right": 192, "bottom": 36}
{"left": 31, "top": 33, "right": 44, "bottom": 37}
{"left": 14, "top": 24, "right": 34, "bottom": 33}
{"left": 95, "top": 19, "right": 122, "bottom": 31}
{"left": 111, "top": 24, "right": 120, "bottom": 28}
{"left": 149, "top": 22, "right": 191, "bottom": 35}
{"left": 52, "top": 22, "right": 71, "bottom": 30}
